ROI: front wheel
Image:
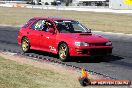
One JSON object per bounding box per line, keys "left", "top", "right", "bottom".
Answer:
{"left": 21, "top": 37, "right": 30, "bottom": 53}
{"left": 58, "top": 43, "right": 69, "bottom": 62}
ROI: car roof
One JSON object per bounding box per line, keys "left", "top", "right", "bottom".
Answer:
{"left": 32, "top": 17, "right": 74, "bottom": 21}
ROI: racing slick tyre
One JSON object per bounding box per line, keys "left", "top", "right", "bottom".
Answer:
{"left": 21, "top": 37, "right": 30, "bottom": 53}
{"left": 58, "top": 43, "right": 69, "bottom": 62}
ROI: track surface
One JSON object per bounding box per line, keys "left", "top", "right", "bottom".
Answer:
{"left": 0, "top": 26, "right": 132, "bottom": 80}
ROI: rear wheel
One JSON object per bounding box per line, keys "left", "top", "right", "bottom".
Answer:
{"left": 58, "top": 43, "right": 69, "bottom": 62}
{"left": 21, "top": 37, "right": 30, "bottom": 53}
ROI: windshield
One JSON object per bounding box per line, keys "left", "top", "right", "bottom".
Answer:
{"left": 54, "top": 20, "right": 91, "bottom": 33}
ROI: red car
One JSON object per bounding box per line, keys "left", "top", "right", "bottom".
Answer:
{"left": 18, "top": 17, "right": 112, "bottom": 61}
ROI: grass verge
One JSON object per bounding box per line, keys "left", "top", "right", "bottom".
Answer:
{"left": 0, "top": 7, "right": 132, "bottom": 34}
{"left": 0, "top": 56, "right": 81, "bottom": 88}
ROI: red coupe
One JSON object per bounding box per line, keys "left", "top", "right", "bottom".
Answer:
{"left": 18, "top": 17, "right": 112, "bottom": 61}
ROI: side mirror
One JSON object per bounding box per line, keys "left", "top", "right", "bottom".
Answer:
{"left": 48, "top": 28, "right": 54, "bottom": 34}
{"left": 88, "top": 29, "right": 91, "bottom": 33}
{"left": 89, "top": 29, "right": 92, "bottom": 32}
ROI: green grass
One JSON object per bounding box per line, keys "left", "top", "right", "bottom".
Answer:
{"left": 0, "top": 7, "right": 132, "bottom": 34}
{"left": 0, "top": 56, "right": 81, "bottom": 88}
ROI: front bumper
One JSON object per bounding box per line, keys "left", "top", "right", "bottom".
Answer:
{"left": 69, "top": 46, "right": 113, "bottom": 56}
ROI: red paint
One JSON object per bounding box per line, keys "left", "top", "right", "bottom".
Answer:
{"left": 18, "top": 17, "right": 113, "bottom": 57}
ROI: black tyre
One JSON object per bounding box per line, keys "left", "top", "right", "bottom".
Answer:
{"left": 58, "top": 43, "right": 69, "bottom": 62}
{"left": 21, "top": 37, "right": 30, "bottom": 53}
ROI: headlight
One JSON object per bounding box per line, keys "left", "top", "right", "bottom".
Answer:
{"left": 74, "top": 42, "right": 89, "bottom": 46}
{"left": 106, "top": 42, "right": 112, "bottom": 46}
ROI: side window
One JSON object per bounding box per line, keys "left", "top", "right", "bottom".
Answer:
{"left": 22, "top": 18, "right": 36, "bottom": 28}
{"left": 72, "top": 23, "right": 84, "bottom": 32}
{"left": 30, "top": 20, "right": 45, "bottom": 31}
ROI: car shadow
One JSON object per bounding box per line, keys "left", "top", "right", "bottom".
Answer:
{"left": 28, "top": 50, "right": 59, "bottom": 58}
{"left": 27, "top": 50, "right": 124, "bottom": 63}
{"left": 72, "top": 55, "right": 125, "bottom": 63}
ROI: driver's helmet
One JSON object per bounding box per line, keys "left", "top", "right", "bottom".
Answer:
{"left": 45, "top": 21, "right": 51, "bottom": 27}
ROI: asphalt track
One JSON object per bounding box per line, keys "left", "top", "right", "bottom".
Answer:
{"left": 0, "top": 26, "right": 132, "bottom": 80}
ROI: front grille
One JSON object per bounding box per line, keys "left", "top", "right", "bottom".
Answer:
{"left": 76, "top": 48, "right": 112, "bottom": 55}
{"left": 90, "top": 43, "right": 106, "bottom": 46}
{"left": 90, "top": 48, "right": 112, "bottom": 55}
{"left": 76, "top": 49, "right": 88, "bottom": 54}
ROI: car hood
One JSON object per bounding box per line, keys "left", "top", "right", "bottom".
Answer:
{"left": 58, "top": 33, "right": 110, "bottom": 43}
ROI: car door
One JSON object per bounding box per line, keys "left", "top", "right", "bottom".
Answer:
{"left": 28, "top": 19, "right": 45, "bottom": 49}
{"left": 39, "top": 20, "right": 57, "bottom": 53}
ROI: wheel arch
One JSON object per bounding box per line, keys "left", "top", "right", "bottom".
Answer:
{"left": 21, "top": 36, "right": 28, "bottom": 43}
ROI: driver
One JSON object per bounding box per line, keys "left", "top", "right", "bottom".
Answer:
{"left": 44, "top": 21, "right": 51, "bottom": 32}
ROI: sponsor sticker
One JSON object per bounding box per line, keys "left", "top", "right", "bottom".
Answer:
{"left": 49, "top": 46, "right": 56, "bottom": 51}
